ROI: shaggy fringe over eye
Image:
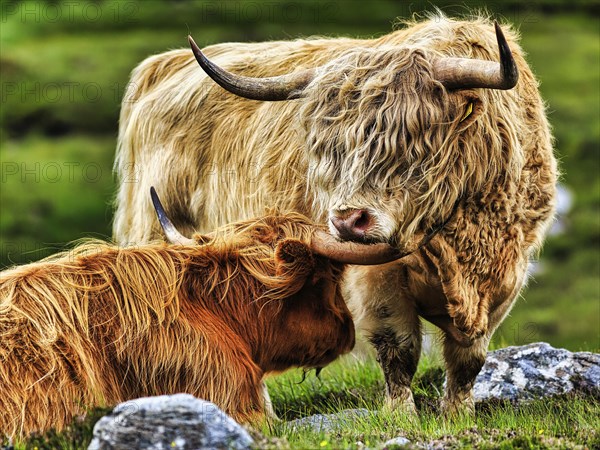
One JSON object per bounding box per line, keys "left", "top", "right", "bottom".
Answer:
{"left": 301, "top": 22, "right": 525, "bottom": 243}
{"left": 192, "top": 211, "right": 334, "bottom": 304}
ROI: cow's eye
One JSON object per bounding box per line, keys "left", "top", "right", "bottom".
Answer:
{"left": 459, "top": 102, "right": 474, "bottom": 123}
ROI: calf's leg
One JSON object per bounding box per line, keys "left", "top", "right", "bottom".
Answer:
{"left": 261, "top": 380, "right": 278, "bottom": 420}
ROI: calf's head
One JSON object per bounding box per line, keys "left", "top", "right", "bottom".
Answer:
{"left": 150, "top": 187, "right": 413, "bottom": 372}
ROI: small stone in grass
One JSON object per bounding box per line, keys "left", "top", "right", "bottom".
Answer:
{"left": 88, "top": 394, "right": 254, "bottom": 450}
{"left": 382, "top": 436, "right": 411, "bottom": 449}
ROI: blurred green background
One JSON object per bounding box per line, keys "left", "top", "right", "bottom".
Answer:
{"left": 1, "top": 0, "right": 598, "bottom": 351}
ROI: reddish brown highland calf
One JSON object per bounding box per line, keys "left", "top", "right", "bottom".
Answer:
{"left": 0, "top": 188, "right": 427, "bottom": 438}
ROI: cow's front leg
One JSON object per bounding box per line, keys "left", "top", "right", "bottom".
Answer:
{"left": 441, "top": 333, "right": 490, "bottom": 415}
{"left": 344, "top": 265, "right": 421, "bottom": 413}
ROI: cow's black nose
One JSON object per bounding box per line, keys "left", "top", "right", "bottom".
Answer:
{"left": 330, "top": 209, "right": 373, "bottom": 242}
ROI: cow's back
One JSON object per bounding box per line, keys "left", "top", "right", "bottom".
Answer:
{"left": 113, "top": 27, "right": 439, "bottom": 243}
{"left": 113, "top": 36, "right": 375, "bottom": 244}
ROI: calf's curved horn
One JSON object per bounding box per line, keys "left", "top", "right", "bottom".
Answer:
{"left": 432, "top": 21, "right": 518, "bottom": 90}
{"left": 188, "top": 35, "right": 315, "bottom": 101}
{"left": 150, "top": 187, "right": 196, "bottom": 246}
{"left": 311, "top": 229, "right": 408, "bottom": 265}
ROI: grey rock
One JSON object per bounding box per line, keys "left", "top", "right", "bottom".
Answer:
{"left": 382, "top": 436, "right": 411, "bottom": 448}
{"left": 550, "top": 183, "right": 573, "bottom": 236}
{"left": 287, "top": 408, "right": 371, "bottom": 433}
{"left": 474, "top": 342, "right": 600, "bottom": 402}
{"left": 88, "top": 394, "right": 254, "bottom": 450}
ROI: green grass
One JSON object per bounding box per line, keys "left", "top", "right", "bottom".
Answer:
{"left": 263, "top": 353, "right": 599, "bottom": 448}
{"left": 0, "top": 134, "right": 115, "bottom": 268}
{"left": 265, "top": 396, "right": 599, "bottom": 449}
{"left": 265, "top": 344, "right": 445, "bottom": 421}
{"left": 6, "top": 353, "right": 598, "bottom": 449}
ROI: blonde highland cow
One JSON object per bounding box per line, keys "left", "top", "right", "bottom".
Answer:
{"left": 113, "top": 15, "right": 557, "bottom": 414}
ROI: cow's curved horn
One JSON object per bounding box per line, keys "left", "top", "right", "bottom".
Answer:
{"left": 311, "top": 229, "right": 408, "bottom": 265}
{"left": 150, "top": 187, "right": 196, "bottom": 246}
{"left": 432, "top": 22, "right": 518, "bottom": 90}
{"left": 188, "top": 35, "right": 315, "bottom": 101}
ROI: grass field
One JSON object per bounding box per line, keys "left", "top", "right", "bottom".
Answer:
{"left": 263, "top": 356, "right": 599, "bottom": 449}
{"left": 6, "top": 353, "right": 599, "bottom": 449}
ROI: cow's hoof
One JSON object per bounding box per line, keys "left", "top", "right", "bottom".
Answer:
{"left": 382, "top": 394, "right": 418, "bottom": 417}
{"left": 440, "top": 396, "right": 475, "bottom": 418}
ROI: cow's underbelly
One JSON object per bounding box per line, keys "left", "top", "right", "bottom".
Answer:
{"left": 343, "top": 248, "right": 525, "bottom": 339}
{"left": 342, "top": 255, "right": 449, "bottom": 335}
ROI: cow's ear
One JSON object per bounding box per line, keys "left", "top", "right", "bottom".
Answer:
{"left": 274, "top": 239, "right": 315, "bottom": 278}
{"left": 456, "top": 96, "right": 483, "bottom": 130}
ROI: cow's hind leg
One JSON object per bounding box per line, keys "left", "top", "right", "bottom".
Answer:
{"left": 442, "top": 282, "right": 523, "bottom": 415}
{"left": 441, "top": 334, "right": 490, "bottom": 415}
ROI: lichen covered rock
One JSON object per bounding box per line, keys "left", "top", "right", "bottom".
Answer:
{"left": 474, "top": 342, "right": 600, "bottom": 402}
{"left": 287, "top": 408, "right": 371, "bottom": 433}
{"left": 88, "top": 394, "right": 254, "bottom": 450}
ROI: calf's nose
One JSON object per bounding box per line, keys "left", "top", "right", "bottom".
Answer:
{"left": 330, "top": 209, "right": 373, "bottom": 242}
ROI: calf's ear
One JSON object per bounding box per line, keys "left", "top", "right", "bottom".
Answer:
{"left": 191, "top": 233, "right": 212, "bottom": 245}
{"left": 274, "top": 239, "right": 315, "bottom": 277}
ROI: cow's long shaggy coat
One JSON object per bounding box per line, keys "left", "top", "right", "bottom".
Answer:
{"left": 0, "top": 214, "right": 354, "bottom": 438}
{"left": 112, "top": 15, "right": 557, "bottom": 413}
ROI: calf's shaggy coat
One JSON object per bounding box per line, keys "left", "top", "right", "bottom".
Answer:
{"left": 0, "top": 212, "right": 356, "bottom": 438}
